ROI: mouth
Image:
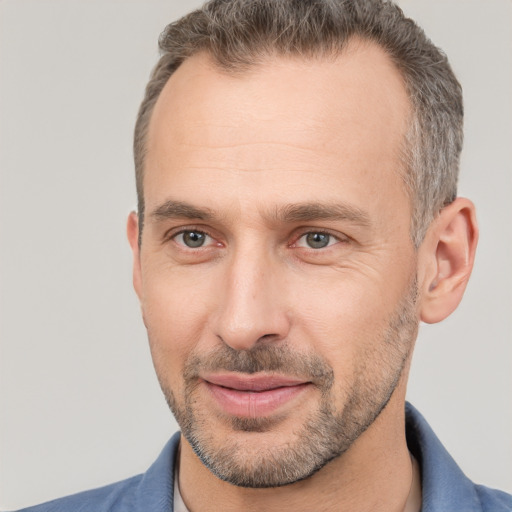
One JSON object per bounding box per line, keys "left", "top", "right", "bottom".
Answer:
{"left": 201, "top": 373, "right": 312, "bottom": 418}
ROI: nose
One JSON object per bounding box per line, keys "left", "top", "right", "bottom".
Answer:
{"left": 212, "top": 248, "right": 291, "bottom": 351}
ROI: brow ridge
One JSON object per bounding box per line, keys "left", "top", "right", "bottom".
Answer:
{"left": 150, "top": 199, "right": 371, "bottom": 227}
{"left": 150, "top": 200, "right": 213, "bottom": 221}
{"left": 273, "top": 202, "right": 371, "bottom": 226}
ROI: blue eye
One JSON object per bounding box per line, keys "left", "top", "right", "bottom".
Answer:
{"left": 305, "top": 233, "right": 330, "bottom": 248}
{"left": 296, "top": 232, "right": 337, "bottom": 249}
{"left": 175, "top": 230, "right": 211, "bottom": 248}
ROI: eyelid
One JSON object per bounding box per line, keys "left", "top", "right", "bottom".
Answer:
{"left": 176, "top": 231, "right": 213, "bottom": 248}
{"left": 161, "top": 224, "right": 349, "bottom": 249}
{"left": 290, "top": 228, "right": 349, "bottom": 248}
{"left": 163, "top": 225, "right": 219, "bottom": 246}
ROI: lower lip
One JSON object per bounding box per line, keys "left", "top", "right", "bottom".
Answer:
{"left": 204, "top": 381, "right": 311, "bottom": 417}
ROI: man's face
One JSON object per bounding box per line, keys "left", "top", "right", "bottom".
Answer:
{"left": 132, "top": 42, "right": 419, "bottom": 487}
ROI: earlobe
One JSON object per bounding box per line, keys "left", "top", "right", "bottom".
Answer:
{"left": 127, "top": 211, "right": 143, "bottom": 301}
{"left": 419, "top": 198, "right": 478, "bottom": 324}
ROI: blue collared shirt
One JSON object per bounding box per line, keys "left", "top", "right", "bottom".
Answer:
{"left": 11, "top": 403, "right": 512, "bottom": 511}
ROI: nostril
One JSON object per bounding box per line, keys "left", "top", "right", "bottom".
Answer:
{"left": 258, "top": 333, "right": 279, "bottom": 342}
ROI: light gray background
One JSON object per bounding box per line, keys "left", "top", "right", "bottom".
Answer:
{"left": 0, "top": 0, "right": 510, "bottom": 509}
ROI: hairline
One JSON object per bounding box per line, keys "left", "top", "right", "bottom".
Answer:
{"left": 136, "top": 43, "right": 420, "bottom": 247}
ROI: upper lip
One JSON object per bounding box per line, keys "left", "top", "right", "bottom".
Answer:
{"left": 202, "top": 373, "right": 309, "bottom": 392}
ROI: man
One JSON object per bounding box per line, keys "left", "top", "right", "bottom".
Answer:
{"left": 12, "top": 0, "right": 512, "bottom": 511}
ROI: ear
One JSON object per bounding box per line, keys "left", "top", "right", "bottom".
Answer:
{"left": 419, "top": 198, "right": 478, "bottom": 324}
{"left": 127, "top": 211, "right": 143, "bottom": 301}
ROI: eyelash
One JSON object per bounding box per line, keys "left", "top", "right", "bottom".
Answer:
{"left": 291, "top": 230, "right": 344, "bottom": 250}
{"left": 166, "top": 227, "right": 217, "bottom": 249}
{"left": 165, "top": 227, "right": 347, "bottom": 251}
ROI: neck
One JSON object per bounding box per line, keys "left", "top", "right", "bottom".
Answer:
{"left": 178, "top": 395, "right": 418, "bottom": 512}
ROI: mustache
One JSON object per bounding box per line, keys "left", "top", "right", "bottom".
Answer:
{"left": 184, "top": 343, "right": 334, "bottom": 389}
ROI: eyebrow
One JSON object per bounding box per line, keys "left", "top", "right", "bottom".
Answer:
{"left": 150, "top": 199, "right": 371, "bottom": 227}
{"left": 150, "top": 200, "right": 214, "bottom": 221}
{"left": 273, "top": 202, "right": 372, "bottom": 227}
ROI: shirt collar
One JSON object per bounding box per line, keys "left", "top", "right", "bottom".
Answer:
{"left": 137, "top": 404, "right": 483, "bottom": 511}
{"left": 405, "top": 402, "right": 482, "bottom": 512}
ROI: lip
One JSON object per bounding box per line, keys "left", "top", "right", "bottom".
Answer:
{"left": 201, "top": 373, "right": 311, "bottom": 418}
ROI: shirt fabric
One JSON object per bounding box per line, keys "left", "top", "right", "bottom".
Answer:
{"left": 12, "top": 403, "right": 512, "bottom": 512}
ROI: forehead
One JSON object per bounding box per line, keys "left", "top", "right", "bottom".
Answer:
{"left": 145, "top": 41, "right": 411, "bottom": 225}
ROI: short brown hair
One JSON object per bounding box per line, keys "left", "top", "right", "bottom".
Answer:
{"left": 134, "top": 0, "right": 463, "bottom": 246}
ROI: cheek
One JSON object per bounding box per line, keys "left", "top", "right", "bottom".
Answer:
{"left": 292, "top": 274, "right": 403, "bottom": 376}
{"left": 296, "top": 276, "right": 388, "bottom": 339}
{"left": 140, "top": 267, "right": 216, "bottom": 381}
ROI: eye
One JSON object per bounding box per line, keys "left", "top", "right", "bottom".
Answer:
{"left": 173, "top": 230, "right": 212, "bottom": 248}
{"left": 296, "top": 232, "right": 338, "bottom": 249}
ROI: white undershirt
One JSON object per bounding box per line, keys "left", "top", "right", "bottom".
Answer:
{"left": 174, "top": 472, "right": 190, "bottom": 512}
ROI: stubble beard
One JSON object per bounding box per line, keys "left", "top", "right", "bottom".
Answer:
{"left": 157, "top": 279, "right": 419, "bottom": 488}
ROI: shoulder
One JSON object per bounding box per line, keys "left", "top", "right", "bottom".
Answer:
{"left": 405, "top": 403, "right": 512, "bottom": 512}
{"left": 475, "top": 485, "right": 512, "bottom": 512}
{"left": 10, "top": 475, "right": 143, "bottom": 512}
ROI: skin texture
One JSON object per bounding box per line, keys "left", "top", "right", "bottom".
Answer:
{"left": 128, "top": 40, "right": 478, "bottom": 512}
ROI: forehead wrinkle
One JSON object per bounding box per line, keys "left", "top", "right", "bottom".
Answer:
{"left": 269, "top": 202, "right": 372, "bottom": 227}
